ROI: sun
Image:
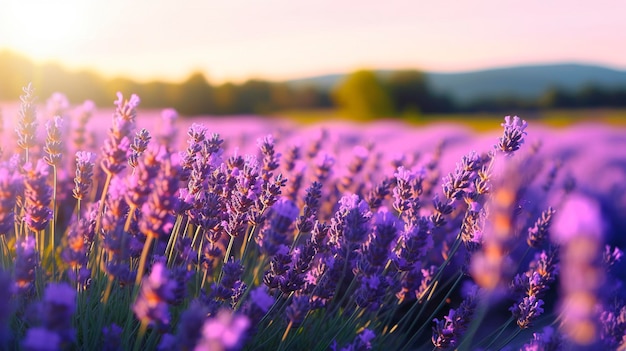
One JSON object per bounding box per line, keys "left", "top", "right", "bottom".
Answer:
{"left": 1, "top": 0, "right": 89, "bottom": 59}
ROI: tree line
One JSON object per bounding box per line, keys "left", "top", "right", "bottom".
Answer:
{"left": 1, "top": 50, "right": 625, "bottom": 118}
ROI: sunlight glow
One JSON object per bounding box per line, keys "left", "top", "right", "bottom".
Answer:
{"left": 3, "top": 0, "right": 90, "bottom": 58}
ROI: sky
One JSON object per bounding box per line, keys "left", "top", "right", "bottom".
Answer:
{"left": 1, "top": 0, "right": 625, "bottom": 83}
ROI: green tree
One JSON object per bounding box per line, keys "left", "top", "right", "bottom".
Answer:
{"left": 176, "top": 72, "right": 214, "bottom": 115}
{"left": 331, "top": 70, "right": 394, "bottom": 120}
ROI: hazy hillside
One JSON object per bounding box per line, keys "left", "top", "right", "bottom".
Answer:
{"left": 286, "top": 64, "right": 626, "bottom": 102}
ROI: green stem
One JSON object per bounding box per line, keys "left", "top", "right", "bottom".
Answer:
{"left": 135, "top": 235, "right": 154, "bottom": 286}
{"left": 165, "top": 215, "right": 184, "bottom": 266}
{"left": 94, "top": 171, "right": 112, "bottom": 237}
{"left": 240, "top": 223, "right": 258, "bottom": 261}
{"left": 218, "top": 235, "right": 236, "bottom": 284}
{"left": 133, "top": 321, "right": 148, "bottom": 351}
{"left": 92, "top": 171, "right": 113, "bottom": 273}
{"left": 480, "top": 317, "right": 514, "bottom": 350}
{"left": 456, "top": 298, "right": 490, "bottom": 351}
{"left": 399, "top": 273, "right": 463, "bottom": 350}
{"left": 51, "top": 165, "right": 57, "bottom": 276}
{"left": 76, "top": 199, "right": 82, "bottom": 220}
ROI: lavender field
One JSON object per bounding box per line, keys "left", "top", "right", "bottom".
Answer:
{"left": 0, "top": 85, "right": 625, "bottom": 350}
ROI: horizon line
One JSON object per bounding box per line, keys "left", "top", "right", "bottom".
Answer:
{"left": 3, "top": 48, "right": 626, "bottom": 85}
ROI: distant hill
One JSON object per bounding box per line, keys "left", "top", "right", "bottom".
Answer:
{"left": 286, "top": 64, "right": 626, "bottom": 103}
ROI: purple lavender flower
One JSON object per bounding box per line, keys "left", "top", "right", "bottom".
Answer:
{"left": 603, "top": 245, "right": 623, "bottom": 269}
{"left": 72, "top": 151, "right": 96, "bottom": 201}
{"left": 333, "top": 328, "right": 375, "bottom": 351}
{"left": 396, "top": 265, "right": 431, "bottom": 303}
{"left": 599, "top": 302, "right": 626, "bottom": 349}
{"left": 393, "top": 217, "right": 433, "bottom": 271}
{"left": 520, "top": 326, "right": 562, "bottom": 351}
{"left": 432, "top": 284, "right": 478, "bottom": 349}
{"left": 43, "top": 116, "right": 64, "bottom": 166}
{"left": 71, "top": 100, "right": 95, "bottom": 151}
{"left": 22, "top": 327, "right": 61, "bottom": 351}
{"left": 313, "top": 152, "right": 335, "bottom": 184}
{"left": 138, "top": 162, "right": 179, "bottom": 240}
{"left": 15, "top": 235, "right": 38, "bottom": 293}
{"left": 101, "top": 92, "right": 140, "bottom": 174}
{"left": 158, "top": 300, "right": 208, "bottom": 351}
{"left": 285, "top": 295, "right": 311, "bottom": 327}
{"left": 133, "top": 262, "right": 176, "bottom": 330}
{"left": 129, "top": 128, "right": 152, "bottom": 168}
{"left": 215, "top": 258, "right": 247, "bottom": 307}
{"left": 15, "top": 83, "right": 38, "bottom": 153}
{"left": 330, "top": 194, "right": 372, "bottom": 245}
{"left": 497, "top": 115, "right": 528, "bottom": 155}
{"left": 23, "top": 160, "right": 53, "bottom": 232}
{"left": 366, "top": 177, "right": 393, "bottom": 211}
{"left": 284, "top": 160, "right": 306, "bottom": 201}
{"left": 45, "top": 92, "right": 69, "bottom": 117}
{"left": 39, "top": 283, "right": 76, "bottom": 344}
{"left": 552, "top": 194, "right": 604, "bottom": 346}
{"left": 125, "top": 155, "right": 158, "bottom": 210}
{"left": 359, "top": 207, "right": 401, "bottom": 272}
{"left": 527, "top": 207, "right": 556, "bottom": 248}
{"left": 249, "top": 287, "right": 274, "bottom": 314}
{"left": 429, "top": 195, "right": 454, "bottom": 227}
{"left": 0, "top": 269, "right": 14, "bottom": 344}
{"left": 354, "top": 274, "right": 389, "bottom": 310}
{"left": 432, "top": 310, "right": 456, "bottom": 350}
{"left": 60, "top": 218, "right": 94, "bottom": 286}
{"left": 258, "top": 134, "right": 281, "bottom": 181}
{"left": 257, "top": 199, "right": 299, "bottom": 255}
{"left": 393, "top": 166, "right": 422, "bottom": 215}
{"left": 441, "top": 151, "right": 482, "bottom": 207}
{"left": 0, "top": 162, "right": 23, "bottom": 234}
{"left": 101, "top": 135, "right": 131, "bottom": 175}
{"left": 283, "top": 143, "right": 301, "bottom": 173}
{"left": 295, "top": 181, "right": 323, "bottom": 233}
{"left": 102, "top": 324, "right": 123, "bottom": 351}
{"left": 337, "top": 145, "right": 369, "bottom": 192}
{"left": 195, "top": 309, "right": 250, "bottom": 351}
{"left": 510, "top": 295, "right": 545, "bottom": 329}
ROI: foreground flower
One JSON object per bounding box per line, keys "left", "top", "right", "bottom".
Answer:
{"left": 133, "top": 262, "right": 176, "bottom": 331}
{"left": 15, "top": 235, "right": 38, "bottom": 293}
{"left": 552, "top": 194, "right": 605, "bottom": 346}
{"left": 22, "top": 283, "right": 76, "bottom": 350}
{"left": 72, "top": 151, "right": 96, "bottom": 202}
{"left": 194, "top": 309, "right": 250, "bottom": 351}
{"left": 23, "top": 160, "right": 53, "bottom": 232}
{"left": 0, "top": 269, "right": 13, "bottom": 344}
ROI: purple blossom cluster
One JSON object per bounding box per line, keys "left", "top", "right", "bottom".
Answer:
{"left": 0, "top": 85, "right": 624, "bottom": 350}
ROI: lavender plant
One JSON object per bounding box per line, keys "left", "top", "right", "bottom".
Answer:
{"left": 0, "top": 85, "right": 624, "bottom": 351}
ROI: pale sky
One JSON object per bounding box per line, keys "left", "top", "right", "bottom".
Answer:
{"left": 1, "top": 0, "right": 625, "bottom": 83}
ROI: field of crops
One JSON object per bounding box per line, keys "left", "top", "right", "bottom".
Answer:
{"left": 0, "top": 86, "right": 625, "bottom": 350}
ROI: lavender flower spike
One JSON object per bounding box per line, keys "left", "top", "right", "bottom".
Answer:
{"left": 497, "top": 115, "right": 528, "bottom": 155}
{"left": 16, "top": 83, "right": 38, "bottom": 153}
{"left": 73, "top": 151, "right": 96, "bottom": 201}
{"left": 133, "top": 262, "right": 176, "bottom": 331}
{"left": 23, "top": 160, "right": 53, "bottom": 232}
{"left": 44, "top": 116, "right": 64, "bottom": 166}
